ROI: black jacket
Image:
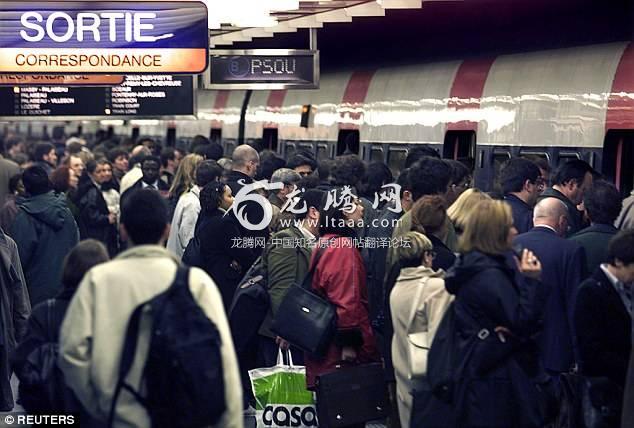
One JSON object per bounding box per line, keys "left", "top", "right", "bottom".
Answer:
{"left": 428, "top": 233, "right": 456, "bottom": 272}
{"left": 574, "top": 268, "right": 631, "bottom": 386}
{"left": 196, "top": 209, "right": 257, "bottom": 310}
{"left": 514, "top": 226, "right": 587, "bottom": 373}
{"left": 569, "top": 223, "right": 618, "bottom": 277}
{"left": 76, "top": 183, "right": 118, "bottom": 256}
{"left": 120, "top": 178, "right": 169, "bottom": 209}
{"left": 504, "top": 193, "right": 534, "bottom": 234}
{"left": 538, "top": 187, "right": 585, "bottom": 236}
{"left": 225, "top": 170, "right": 267, "bottom": 255}
{"left": 442, "top": 251, "right": 550, "bottom": 428}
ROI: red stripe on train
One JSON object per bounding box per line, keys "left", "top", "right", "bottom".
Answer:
{"left": 340, "top": 70, "right": 376, "bottom": 130}
{"left": 447, "top": 58, "right": 495, "bottom": 131}
{"left": 265, "top": 90, "right": 288, "bottom": 129}
{"left": 606, "top": 42, "right": 634, "bottom": 130}
{"left": 211, "top": 90, "right": 230, "bottom": 128}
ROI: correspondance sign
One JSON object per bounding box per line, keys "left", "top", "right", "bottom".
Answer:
{"left": 0, "top": 74, "right": 125, "bottom": 85}
{"left": 0, "top": 1, "right": 209, "bottom": 74}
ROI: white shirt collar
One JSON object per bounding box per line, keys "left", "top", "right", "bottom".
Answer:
{"left": 600, "top": 263, "right": 621, "bottom": 288}
{"left": 298, "top": 223, "right": 316, "bottom": 240}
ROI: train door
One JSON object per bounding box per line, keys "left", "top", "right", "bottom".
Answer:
{"left": 444, "top": 131, "right": 476, "bottom": 169}
{"left": 337, "top": 129, "right": 360, "bottom": 156}
{"left": 603, "top": 131, "right": 634, "bottom": 196}
{"left": 262, "top": 128, "right": 279, "bottom": 152}
{"left": 210, "top": 128, "right": 221, "bottom": 144}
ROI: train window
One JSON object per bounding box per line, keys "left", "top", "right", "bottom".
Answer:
{"left": 387, "top": 148, "right": 408, "bottom": 176}
{"left": 557, "top": 152, "right": 581, "bottom": 167}
{"left": 285, "top": 142, "right": 297, "bottom": 157}
{"left": 166, "top": 128, "right": 176, "bottom": 147}
{"left": 262, "top": 128, "right": 278, "bottom": 152}
{"left": 337, "top": 129, "right": 360, "bottom": 156}
{"left": 365, "top": 146, "right": 384, "bottom": 163}
{"left": 131, "top": 127, "right": 140, "bottom": 141}
{"left": 224, "top": 140, "right": 236, "bottom": 157}
{"left": 492, "top": 150, "right": 512, "bottom": 193}
{"left": 444, "top": 131, "right": 476, "bottom": 164}
{"left": 317, "top": 144, "right": 330, "bottom": 160}
{"left": 210, "top": 128, "right": 222, "bottom": 144}
{"left": 603, "top": 131, "right": 634, "bottom": 195}
{"left": 299, "top": 143, "right": 314, "bottom": 154}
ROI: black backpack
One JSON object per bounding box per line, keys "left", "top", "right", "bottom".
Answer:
{"left": 13, "top": 300, "right": 80, "bottom": 414}
{"left": 228, "top": 256, "right": 270, "bottom": 354}
{"left": 109, "top": 266, "right": 226, "bottom": 428}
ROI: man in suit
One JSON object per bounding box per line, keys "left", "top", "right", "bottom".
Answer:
{"left": 514, "top": 197, "right": 587, "bottom": 375}
{"left": 120, "top": 156, "right": 169, "bottom": 207}
{"left": 539, "top": 159, "right": 594, "bottom": 236}
{"left": 570, "top": 180, "right": 622, "bottom": 275}
{"left": 575, "top": 230, "right": 634, "bottom": 427}
{"left": 500, "top": 158, "right": 543, "bottom": 234}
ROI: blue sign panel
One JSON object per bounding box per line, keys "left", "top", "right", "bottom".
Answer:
{"left": 0, "top": 1, "right": 208, "bottom": 73}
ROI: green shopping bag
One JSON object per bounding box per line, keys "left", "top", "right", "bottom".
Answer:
{"left": 249, "top": 349, "right": 317, "bottom": 427}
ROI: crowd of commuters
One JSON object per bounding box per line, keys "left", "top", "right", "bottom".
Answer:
{"left": 0, "top": 129, "right": 633, "bottom": 428}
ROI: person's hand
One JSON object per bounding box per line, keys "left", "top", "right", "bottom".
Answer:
{"left": 108, "top": 213, "right": 117, "bottom": 224}
{"left": 341, "top": 346, "right": 357, "bottom": 362}
{"left": 515, "top": 249, "right": 542, "bottom": 280}
{"left": 275, "top": 336, "right": 290, "bottom": 351}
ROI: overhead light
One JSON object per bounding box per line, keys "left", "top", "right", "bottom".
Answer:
{"left": 378, "top": 0, "right": 422, "bottom": 8}
{"left": 345, "top": 2, "right": 386, "bottom": 17}
{"left": 203, "top": 0, "right": 300, "bottom": 28}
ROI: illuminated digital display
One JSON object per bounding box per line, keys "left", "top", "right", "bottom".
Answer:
{"left": 0, "top": 1, "right": 208, "bottom": 73}
{"left": 0, "top": 75, "right": 194, "bottom": 118}
{"left": 209, "top": 50, "right": 319, "bottom": 89}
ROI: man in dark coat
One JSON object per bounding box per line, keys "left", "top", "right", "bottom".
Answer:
{"left": 9, "top": 166, "right": 79, "bottom": 306}
{"left": 120, "top": 156, "right": 169, "bottom": 208}
{"left": 500, "top": 158, "right": 543, "bottom": 234}
{"left": 0, "top": 146, "right": 20, "bottom": 207}
{"left": 570, "top": 180, "right": 622, "bottom": 275}
{"left": 576, "top": 230, "right": 634, "bottom": 428}
{"left": 224, "top": 145, "right": 266, "bottom": 256}
{"left": 0, "top": 228, "right": 30, "bottom": 410}
{"left": 514, "top": 197, "right": 587, "bottom": 375}
{"left": 538, "top": 159, "right": 593, "bottom": 236}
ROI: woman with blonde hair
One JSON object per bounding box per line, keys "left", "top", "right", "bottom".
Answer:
{"left": 426, "top": 199, "right": 553, "bottom": 427}
{"left": 390, "top": 231, "right": 452, "bottom": 428}
{"left": 167, "top": 153, "right": 203, "bottom": 215}
{"left": 446, "top": 188, "right": 491, "bottom": 237}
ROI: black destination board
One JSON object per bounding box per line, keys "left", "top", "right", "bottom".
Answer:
{"left": 208, "top": 50, "right": 319, "bottom": 89}
{"left": 0, "top": 75, "right": 194, "bottom": 118}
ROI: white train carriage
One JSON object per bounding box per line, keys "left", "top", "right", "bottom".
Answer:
{"left": 194, "top": 41, "right": 634, "bottom": 193}
{"left": 15, "top": 41, "right": 632, "bottom": 192}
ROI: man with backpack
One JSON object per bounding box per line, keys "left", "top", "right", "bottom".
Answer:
{"left": 58, "top": 189, "right": 243, "bottom": 427}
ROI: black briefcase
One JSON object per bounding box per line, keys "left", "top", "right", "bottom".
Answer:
{"left": 315, "top": 363, "right": 390, "bottom": 428}
{"left": 271, "top": 249, "right": 337, "bottom": 356}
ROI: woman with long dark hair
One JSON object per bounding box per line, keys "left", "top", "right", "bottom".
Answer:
{"left": 195, "top": 181, "right": 257, "bottom": 310}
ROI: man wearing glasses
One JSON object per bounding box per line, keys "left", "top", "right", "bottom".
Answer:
{"left": 500, "top": 158, "right": 545, "bottom": 234}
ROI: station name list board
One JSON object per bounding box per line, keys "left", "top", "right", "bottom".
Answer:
{"left": 0, "top": 75, "right": 194, "bottom": 118}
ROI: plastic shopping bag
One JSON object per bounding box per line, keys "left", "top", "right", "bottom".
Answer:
{"left": 249, "top": 348, "right": 317, "bottom": 428}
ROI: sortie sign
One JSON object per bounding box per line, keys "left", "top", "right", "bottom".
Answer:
{"left": 0, "top": 1, "right": 209, "bottom": 74}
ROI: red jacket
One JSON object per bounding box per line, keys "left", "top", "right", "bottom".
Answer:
{"left": 305, "top": 234, "right": 380, "bottom": 388}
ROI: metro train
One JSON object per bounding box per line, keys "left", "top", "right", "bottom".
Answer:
{"left": 8, "top": 41, "right": 634, "bottom": 194}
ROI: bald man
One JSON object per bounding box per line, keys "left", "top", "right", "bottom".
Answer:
{"left": 514, "top": 197, "right": 587, "bottom": 375}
